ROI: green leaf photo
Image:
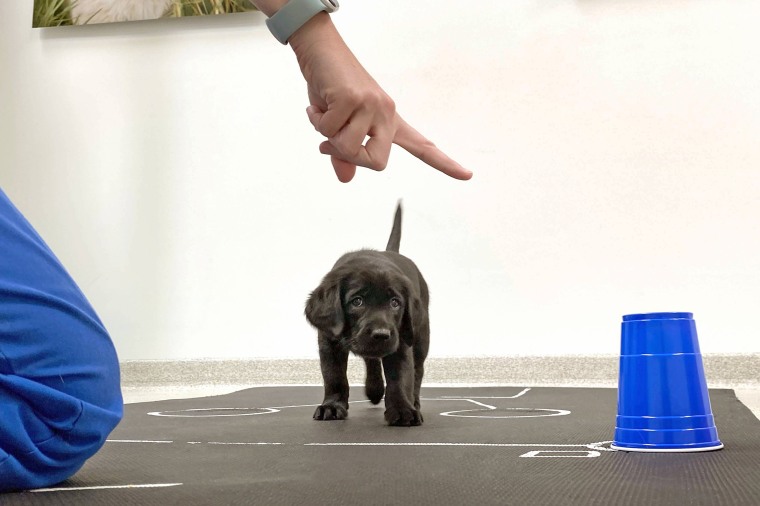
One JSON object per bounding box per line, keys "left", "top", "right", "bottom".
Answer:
{"left": 33, "top": 0, "right": 257, "bottom": 27}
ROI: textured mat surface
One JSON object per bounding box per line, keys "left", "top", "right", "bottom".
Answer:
{"left": 4, "top": 386, "right": 760, "bottom": 505}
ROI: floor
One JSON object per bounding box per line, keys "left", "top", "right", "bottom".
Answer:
{"left": 10, "top": 385, "right": 759, "bottom": 505}
{"left": 7, "top": 354, "right": 759, "bottom": 503}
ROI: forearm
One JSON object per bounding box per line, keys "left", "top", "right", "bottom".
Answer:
{"left": 249, "top": 0, "right": 288, "bottom": 17}
{"left": 249, "top": 0, "right": 346, "bottom": 61}
{"left": 250, "top": 0, "right": 472, "bottom": 180}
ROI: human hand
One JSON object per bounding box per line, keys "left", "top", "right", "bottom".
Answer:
{"left": 290, "top": 14, "right": 472, "bottom": 183}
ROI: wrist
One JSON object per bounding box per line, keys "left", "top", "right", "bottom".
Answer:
{"left": 289, "top": 12, "right": 343, "bottom": 59}
{"left": 251, "top": 0, "right": 288, "bottom": 17}
{"left": 263, "top": 0, "right": 339, "bottom": 46}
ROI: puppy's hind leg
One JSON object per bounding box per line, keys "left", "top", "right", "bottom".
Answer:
{"left": 364, "top": 358, "right": 385, "bottom": 404}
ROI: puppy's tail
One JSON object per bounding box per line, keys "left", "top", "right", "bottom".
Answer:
{"left": 385, "top": 201, "right": 402, "bottom": 253}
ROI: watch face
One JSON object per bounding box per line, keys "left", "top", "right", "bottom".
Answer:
{"left": 320, "top": 0, "right": 339, "bottom": 12}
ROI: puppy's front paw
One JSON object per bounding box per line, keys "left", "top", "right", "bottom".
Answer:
{"left": 365, "top": 380, "right": 385, "bottom": 405}
{"left": 385, "top": 405, "right": 423, "bottom": 426}
{"left": 313, "top": 402, "right": 348, "bottom": 421}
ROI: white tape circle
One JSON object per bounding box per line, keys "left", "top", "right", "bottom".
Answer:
{"left": 147, "top": 407, "right": 280, "bottom": 418}
{"left": 440, "top": 408, "right": 571, "bottom": 419}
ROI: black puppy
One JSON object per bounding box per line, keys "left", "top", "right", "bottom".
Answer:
{"left": 305, "top": 202, "right": 430, "bottom": 426}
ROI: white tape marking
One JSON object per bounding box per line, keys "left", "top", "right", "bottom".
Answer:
{"left": 438, "top": 388, "right": 532, "bottom": 400}
{"left": 305, "top": 442, "right": 589, "bottom": 447}
{"left": 147, "top": 407, "right": 279, "bottom": 418}
{"left": 30, "top": 483, "right": 183, "bottom": 493}
{"left": 107, "top": 439, "right": 173, "bottom": 444}
{"left": 107, "top": 440, "right": 282, "bottom": 446}
{"left": 463, "top": 399, "right": 498, "bottom": 409}
{"left": 520, "top": 451, "right": 600, "bottom": 458}
{"left": 146, "top": 401, "right": 373, "bottom": 418}
{"left": 440, "top": 408, "right": 571, "bottom": 419}
{"left": 586, "top": 441, "right": 616, "bottom": 452}
{"left": 207, "top": 442, "right": 283, "bottom": 446}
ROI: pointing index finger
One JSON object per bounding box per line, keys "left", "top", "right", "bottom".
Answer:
{"left": 393, "top": 117, "right": 473, "bottom": 181}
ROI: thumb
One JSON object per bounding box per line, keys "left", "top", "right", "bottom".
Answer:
{"left": 331, "top": 156, "right": 357, "bottom": 183}
{"left": 306, "top": 105, "right": 324, "bottom": 131}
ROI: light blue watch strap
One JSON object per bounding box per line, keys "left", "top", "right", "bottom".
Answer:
{"left": 266, "top": 0, "right": 340, "bottom": 45}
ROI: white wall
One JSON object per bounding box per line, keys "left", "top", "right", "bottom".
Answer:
{"left": 1, "top": 0, "right": 759, "bottom": 360}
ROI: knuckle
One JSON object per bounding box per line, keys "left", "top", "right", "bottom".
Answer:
{"left": 343, "top": 88, "right": 362, "bottom": 107}
{"left": 319, "top": 121, "right": 340, "bottom": 139}
{"left": 334, "top": 140, "right": 361, "bottom": 158}
{"left": 380, "top": 94, "right": 396, "bottom": 114}
{"left": 417, "top": 141, "right": 437, "bottom": 163}
{"left": 373, "top": 157, "right": 389, "bottom": 171}
{"left": 368, "top": 93, "right": 395, "bottom": 115}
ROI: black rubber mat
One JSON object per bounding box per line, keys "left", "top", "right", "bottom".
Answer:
{"left": 4, "top": 386, "right": 760, "bottom": 505}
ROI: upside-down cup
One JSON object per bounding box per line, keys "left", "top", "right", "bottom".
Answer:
{"left": 611, "top": 312, "right": 723, "bottom": 452}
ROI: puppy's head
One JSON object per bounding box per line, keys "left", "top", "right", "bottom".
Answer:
{"left": 305, "top": 262, "right": 421, "bottom": 358}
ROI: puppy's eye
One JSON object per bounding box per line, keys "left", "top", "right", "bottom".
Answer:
{"left": 390, "top": 298, "right": 402, "bottom": 309}
{"left": 350, "top": 297, "right": 363, "bottom": 307}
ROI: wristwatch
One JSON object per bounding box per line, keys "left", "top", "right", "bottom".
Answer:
{"left": 266, "top": 0, "right": 340, "bottom": 45}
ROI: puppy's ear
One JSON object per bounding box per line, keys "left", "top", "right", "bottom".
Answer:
{"left": 401, "top": 289, "right": 425, "bottom": 347}
{"left": 305, "top": 273, "right": 345, "bottom": 338}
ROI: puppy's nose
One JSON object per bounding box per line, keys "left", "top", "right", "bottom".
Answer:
{"left": 371, "top": 329, "right": 392, "bottom": 341}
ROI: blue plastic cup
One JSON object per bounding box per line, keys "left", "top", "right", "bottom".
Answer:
{"left": 611, "top": 312, "right": 723, "bottom": 452}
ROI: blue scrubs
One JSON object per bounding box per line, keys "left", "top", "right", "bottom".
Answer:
{"left": 0, "top": 189, "right": 123, "bottom": 492}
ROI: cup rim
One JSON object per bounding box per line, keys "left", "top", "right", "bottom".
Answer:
{"left": 623, "top": 312, "right": 693, "bottom": 322}
{"left": 611, "top": 442, "right": 723, "bottom": 453}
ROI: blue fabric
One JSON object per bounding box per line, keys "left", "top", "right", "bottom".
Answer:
{"left": 0, "top": 188, "right": 123, "bottom": 492}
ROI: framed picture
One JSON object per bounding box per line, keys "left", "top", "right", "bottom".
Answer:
{"left": 33, "top": 0, "right": 258, "bottom": 27}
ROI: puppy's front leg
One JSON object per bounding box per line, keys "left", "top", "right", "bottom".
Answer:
{"left": 382, "top": 347, "right": 422, "bottom": 426}
{"left": 314, "top": 334, "right": 350, "bottom": 421}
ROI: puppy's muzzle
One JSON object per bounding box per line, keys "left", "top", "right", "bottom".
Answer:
{"left": 350, "top": 326, "right": 398, "bottom": 358}
{"left": 371, "top": 329, "right": 392, "bottom": 341}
